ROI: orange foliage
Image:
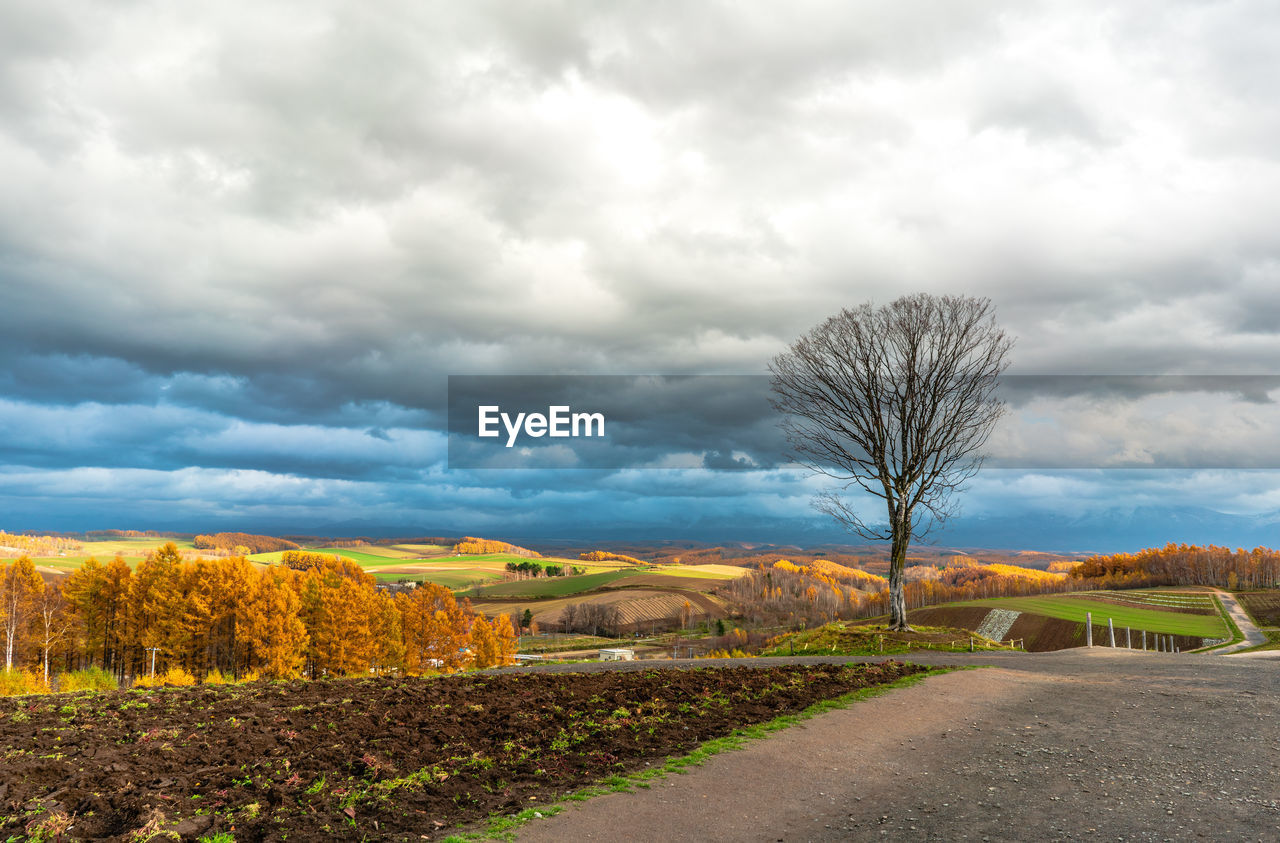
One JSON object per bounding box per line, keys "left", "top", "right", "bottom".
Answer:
{"left": 578, "top": 551, "right": 645, "bottom": 565}
{"left": 193, "top": 533, "right": 300, "bottom": 554}
{"left": 28, "top": 543, "right": 502, "bottom": 684}
{"left": 1071, "top": 543, "right": 1280, "bottom": 590}
{"left": 454, "top": 537, "right": 541, "bottom": 557}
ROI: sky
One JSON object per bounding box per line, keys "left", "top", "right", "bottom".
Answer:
{"left": 5, "top": 1, "right": 1280, "bottom": 551}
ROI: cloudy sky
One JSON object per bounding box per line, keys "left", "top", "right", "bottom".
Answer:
{"left": 5, "top": 1, "right": 1280, "bottom": 550}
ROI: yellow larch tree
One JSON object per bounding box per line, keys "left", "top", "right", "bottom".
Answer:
{"left": 241, "top": 566, "right": 308, "bottom": 679}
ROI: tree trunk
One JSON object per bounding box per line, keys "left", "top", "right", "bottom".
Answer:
{"left": 887, "top": 518, "right": 912, "bottom": 631}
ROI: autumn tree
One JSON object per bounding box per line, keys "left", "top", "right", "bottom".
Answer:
{"left": 34, "top": 582, "right": 71, "bottom": 684}
{"left": 295, "top": 557, "right": 381, "bottom": 676}
{"left": 397, "top": 582, "right": 472, "bottom": 673}
{"left": 770, "top": 294, "right": 1011, "bottom": 630}
{"left": 201, "top": 555, "right": 257, "bottom": 675}
{"left": 241, "top": 566, "right": 308, "bottom": 679}
{"left": 1, "top": 556, "right": 43, "bottom": 670}
{"left": 491, "top": 614, "right": 518, "bottom": 666}
{"left": 470, "top": 616, "right": 499, "bottom": 668}
{"left": 127, "top": 543, "right": 184, "bottom": 674}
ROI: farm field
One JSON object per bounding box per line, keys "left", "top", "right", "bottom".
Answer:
{"left": 1236, "top": 591, "right": 1280, "bottom": 626}
{"left": 473, "top": 587, "right": 729, "bottom": 631}
{"left": 28, "top": 538, "right": 202, "bottom": 573}
{"left": 465, "top": 564, "right": 744, "bottom": 601}
{"left": 465, "top": 569, "right": 644, "bottom": 599}
{"left": 384, "top": 543, "right": 451, "bottom": 555}
{"left": 646, "top": 564, "right": 747, "bottom": 579}
{"left": 955, "top": 593, "right": 1230, "bottom": 638}
{"left": 759, "top": 622, "right": 1016, "bottom": 656}
{"left": 0, "top": 663, "right": 929, "bottom": 841}
{"left": 369, "top": 567, "right": 506, "bottom": 588}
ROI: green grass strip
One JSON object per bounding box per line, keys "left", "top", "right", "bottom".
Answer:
{"left": 442, "top": 664, "right": 958, "bottom": 842}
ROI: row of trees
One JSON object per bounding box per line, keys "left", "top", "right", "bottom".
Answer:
{"left": 454, "top": 537, "right": 540, "bottom": 557}
{"left": 0, "top": 532, "right": 81, "bottom": 558}
{"left": 1, "top": 546, "right": 517, "bottom": 686}
{"left": 560, "top": 602, "right": 624, "bottom": 636}
{"left": 504, "top": 560, "right": 584, "bottom": 578}
{"left": 192, "top": 533, "right": 300, "bottom": 554}
{"left": 1071, "top": 543, "right": 1280, "bottom": 590}
{"left": 720, "top": 559, "right": 1085, "bottom": 629}
{"left": 578, "top": 551, "right": 644, "bottom": 564}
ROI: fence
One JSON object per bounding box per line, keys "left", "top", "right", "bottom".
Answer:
{"left": 1084, "top": 611, "right": 1183, "bottom": 653}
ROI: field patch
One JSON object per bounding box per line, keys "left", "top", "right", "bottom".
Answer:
{"left": 467, "top": 569, "right": 643, "bottom": 599}
{"left": 653, "top": 564, "right": 749, "bottom": 579}
{"left": 1236, "top": 592, "right": 1280, "bottom": 626}
{"left": 373, "top": 568, "right": 506, "bottom": 588}
{"left": 598, "top": 573, "right": 733, "bottom": 590}
{"left": 385, "top": 543, "right": 451, "bottom": 556}
{"left": 759, "top": 622, "right": 1014, "bottom": 656}
{"left": 473, "top": 588, "right": 728, "bottom": 630}
{"left": 906, "top": 604, "right": 1215, "bottom": 652}
{"left": 955, "top": 594, "right": 1229, "bottom": 638}
{"left": 0, "top": 663, "right": 928, "bottom": 841}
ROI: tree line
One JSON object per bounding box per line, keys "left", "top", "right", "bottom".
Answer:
{"left": 720, "top": 559, "right": 1086, "bottom": 629}
{"left": 0, "top": 545, "right": 516, "bottom": 689}
{"left": 192, "top": 532, "right": 300, "bottom": 554}
{"left": 1070, "top": 543, "right": 1280, "bottom": 590}
{"left": 504, "top": 560, "right": 585, "bottom": 578}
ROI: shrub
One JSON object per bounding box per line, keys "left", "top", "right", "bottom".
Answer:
{"left": 238, "top": 669, "right": 260, "bottom": 683}
{"left": 133, "top": 666, "right": 197, "bottom": 688}
{"left": 162, "top": 666, "right": 196, "bottom": 686}
{"left": 0, "top": 669, "right": 50, "bottom": 697}
{"left": 57, "top": 667, "right": 118, "bottom": 693}
{"left": 203, "top": 669, "right": 228, "bottom": 685}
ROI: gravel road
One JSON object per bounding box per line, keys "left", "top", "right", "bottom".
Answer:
{"left": 508, "top": 650, "right": 1280, "bottom": 842}
{"left": 1214, "top": 590, "right": 1273, "bottom": 654}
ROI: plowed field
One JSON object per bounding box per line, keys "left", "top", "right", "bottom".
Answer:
{"left": 1, "top": 663, "right": 926, "bottom": 841}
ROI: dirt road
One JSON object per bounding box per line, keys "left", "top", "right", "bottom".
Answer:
{"left": 512, "top": 650, "right": 1280, "bottom": 841}
{"left": 1214, "top": 590, "right": 1272, "bottom": 654}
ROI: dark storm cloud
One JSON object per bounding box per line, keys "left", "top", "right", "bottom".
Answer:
{"left": 4, "top": 1, "right": 1280, "bottom": 536}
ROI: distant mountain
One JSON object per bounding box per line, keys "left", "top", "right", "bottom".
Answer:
{"left": 937, "top": 505, "right": 1280, "bottom": 553}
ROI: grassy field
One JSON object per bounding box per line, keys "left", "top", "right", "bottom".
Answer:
{"left": 760, "top": 622, "right": 1016, "bottom": 656}
{"left": 465, "top": 569, "right": 645, "bottom": 599}
{"left": 370, "top": 568, "right": 507, "bottom": 588}
{"left": 648, "top": 564, "right": 747, "bottom": 580}
{"left": 384, "top": 543, "right": 451, "bottom": 556}
{"left": 956, "top": 593, "right": 1230, "bottom": 638}
{"left": 27, "top": 541, "right": 731, "bottom": 610}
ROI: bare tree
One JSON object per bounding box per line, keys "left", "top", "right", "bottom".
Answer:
{"left": 36, "top": 584, "right": 71, "bottom": 685}
{"left": 770, "top": 294, "right": 1012, "bottom": 630}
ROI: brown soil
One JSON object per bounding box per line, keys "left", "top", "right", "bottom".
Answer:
{"left": 896, "top": 606, "right": 992, "bottom": 632}
{"left": 0, "top": 663, "right": 925, "bottom": 841}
